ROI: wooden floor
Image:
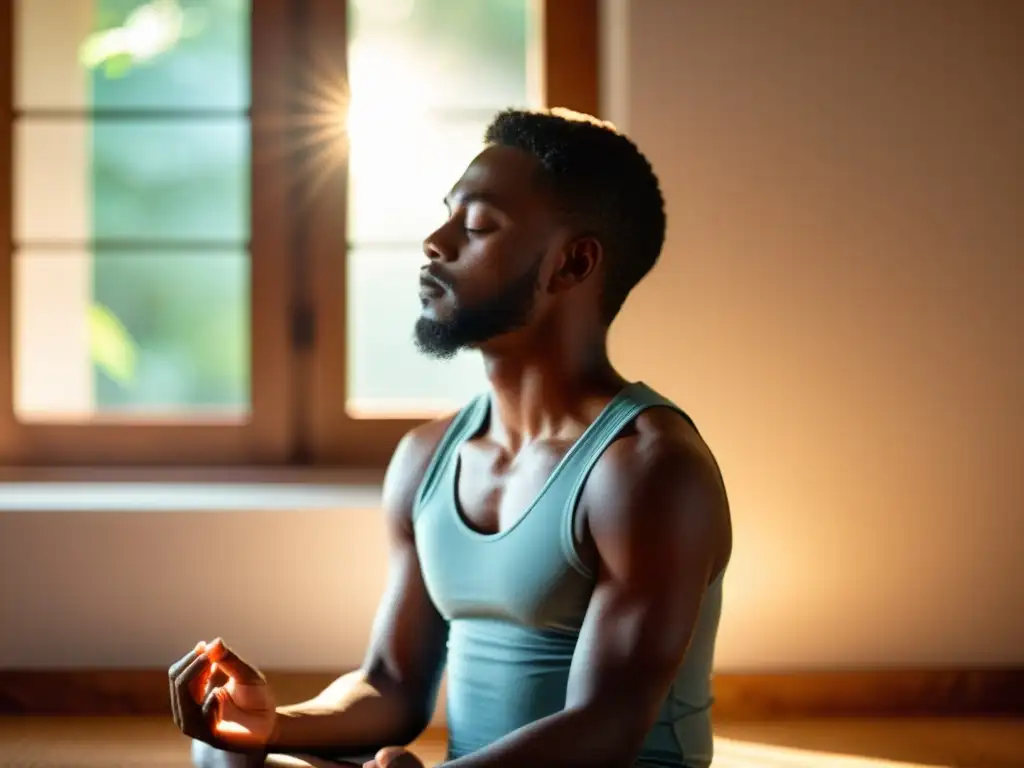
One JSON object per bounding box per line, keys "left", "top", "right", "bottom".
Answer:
{"left": 0, "top": 717, "right": 1022, "bottom": 767}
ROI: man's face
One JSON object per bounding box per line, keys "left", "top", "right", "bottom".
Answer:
{"left": 414, "top": 145, "right": 564, "bottom": 360}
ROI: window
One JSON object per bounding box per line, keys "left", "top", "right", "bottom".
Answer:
{"left": 0, "top": 0, "right": 598, "bottom": 467}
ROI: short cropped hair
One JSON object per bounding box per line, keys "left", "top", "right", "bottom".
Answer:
{"left": 484, "top": 108, "right": 666, "bottom": 323}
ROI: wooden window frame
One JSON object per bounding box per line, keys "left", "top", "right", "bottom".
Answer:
{"left": 0, "top": 0, "right": 599, "bottom": 469}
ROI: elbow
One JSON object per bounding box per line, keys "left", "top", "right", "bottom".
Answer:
{"left": 364, "top": 668, "right": 438, "bottom": 745}
{"left": 393, "top": 703, "right": 435, "bottom": 746}
{"left": 399, "top": 719, "right": 433, "bottom": 748}
{"left": 372, "top": 698, "right": 436, "bottom": 749}
{"left": 600, "top": 710, "right": 655, "bottom": 768}
{"left": 603, "top": 740, "right": 646, "bottom": 768}
{"left": 569, "top": 704, "right": 649, "bottom": 768}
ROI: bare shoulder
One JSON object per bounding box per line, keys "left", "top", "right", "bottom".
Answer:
{"left": 582, "top": 406, "right": 730, "bottom": 557}
{"left": 380, "top": 412, "right": 458, "bottom": 533}
{"left": 592, "top": 406, "right": 723, "bottom": 495}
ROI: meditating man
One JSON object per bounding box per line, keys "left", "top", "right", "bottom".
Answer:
{"left": 170, "top": 108, "right": 732, "bottom": 768}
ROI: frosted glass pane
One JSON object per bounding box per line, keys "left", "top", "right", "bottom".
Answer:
{"left": 345, "top": 0, "right": 539, "bottom": 247}
{"left": 347, "top": 119, "right": 489, "bottom": 244}
{"left": 348, "top": 0, "right": 537, "bottom": 111}
{"left": 15, "top": 0, "right": 250, "bottom": 110}
{"left": 15, "top": 250, "right": 250, "bottom": 421}
{"left": 346, "top": 247, "right": 486, "bottom": 416}
{"left": 345, "top": 0, "right": 537, "bottom": 414}
{"left": 15, "top": 118, "right": 249, "bottom": 242}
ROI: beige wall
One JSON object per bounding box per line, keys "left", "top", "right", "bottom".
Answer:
{"left": 603, "top": 0, "right": 1024, "bottom": 666}
{"left": 0, "top": 505, "right": 388, "bottom": 671}
{"left": 0, "top": 0, "right": 1021, "bottom": 691}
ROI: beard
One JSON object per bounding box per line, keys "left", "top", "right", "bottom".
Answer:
{"left": 414, "top": 255, "right": 544, "bottom": 360}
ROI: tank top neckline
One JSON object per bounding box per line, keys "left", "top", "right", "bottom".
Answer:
{"left": 446, "top": 381, "right": 649, "bottom": 542}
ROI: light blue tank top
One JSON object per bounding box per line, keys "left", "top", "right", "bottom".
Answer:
{"left": 413, "top": 382, "right": 724, "bottom": 768}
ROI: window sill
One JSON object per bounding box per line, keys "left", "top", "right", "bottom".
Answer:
{"left": 0, "top": 467, "right": 385, "bottom": 512}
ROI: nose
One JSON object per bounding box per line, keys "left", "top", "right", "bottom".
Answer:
{"left": 423, "top": 224, "right": 455, "bottom": 263}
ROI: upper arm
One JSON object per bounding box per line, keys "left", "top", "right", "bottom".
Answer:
{"left": 360, "top": 421, "right": 452, "bottom": 725}
{"left": 565, "top": 431, "right": 729, "bottom": 753}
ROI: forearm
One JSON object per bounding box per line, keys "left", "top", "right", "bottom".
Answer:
{"left": 441, "top": 705, "right": 638, "bottom": 768}
{"left": 270, "top": 670, "right": 427, "bottom": 755}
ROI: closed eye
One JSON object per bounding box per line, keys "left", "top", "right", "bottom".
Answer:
{"left": 464, "top": 227, "right": 494, "bottom": 234}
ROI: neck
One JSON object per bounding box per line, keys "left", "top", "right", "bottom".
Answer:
{"left": 480, "top": 326, "right": 626, "bottom": 446}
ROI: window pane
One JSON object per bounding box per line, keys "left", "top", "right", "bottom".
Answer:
{"left": 346, "top": 0, "right": 538, "bottom": 415}
{"left": 15, "top": 118, "right": 249, "bottom": 243}
{"left": 347, "top": 247, "right": 487, "bottom": 416}
{"left": 15, "top": 0, "right": 250, "bottom": 111}
{"left": 15, "top": 251, "right": 250, "bottom": 421}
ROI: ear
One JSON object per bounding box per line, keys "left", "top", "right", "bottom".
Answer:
{"left": 548, "top": 235, "right": 603, "bottom": 293}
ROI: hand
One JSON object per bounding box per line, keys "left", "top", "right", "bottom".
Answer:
{"left": 362, "top": 746, "right": 425, "bottom": 768}
{"left": 169, "top": 638, "right": 278, "bottom": 750}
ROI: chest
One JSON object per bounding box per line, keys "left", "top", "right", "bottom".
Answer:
{"left": 456, "top": 436, "right": 588, "bottom": 540}
{"left": 415, "top": 434, "right": 598, "bottom": 631}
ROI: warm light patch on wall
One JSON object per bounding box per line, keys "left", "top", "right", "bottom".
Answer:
{"left": 714, "top": 738, "right": 944, "bottom": 768}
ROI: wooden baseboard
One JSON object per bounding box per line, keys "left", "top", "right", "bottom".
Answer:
{"left": 1, "top": 668, "right": 1021, "bottom": 719}
{"left": 0, "top": 670, "right": 330, "bottom": 719}
{"left": 711, "top": 668, "right": 1024, "bottom": 719}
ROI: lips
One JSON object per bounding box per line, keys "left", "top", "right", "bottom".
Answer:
{"left": 419, "top": 270, "right": 450, "bottom": 295}
{"left": 418, "top": 275, "right": 446, "bottom": 299}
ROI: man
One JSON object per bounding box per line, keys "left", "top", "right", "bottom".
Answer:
{"left": 172, "top": 108, "right": 732, "bottom": 768}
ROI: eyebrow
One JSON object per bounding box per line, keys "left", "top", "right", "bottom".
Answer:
{"left": 443, "top": 190, "right": 507, "bottom": 212}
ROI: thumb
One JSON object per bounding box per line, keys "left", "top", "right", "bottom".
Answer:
{"left": 216, "top": 687, "right": 248, "bottom": 722}
{"left": 210, "top": 690, "right": 265, "bottom": 746}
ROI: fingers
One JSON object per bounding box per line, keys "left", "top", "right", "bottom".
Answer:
{"left": 169, "top": 667, "right": 180, "bottom": 728}
{"left": 204, "top": 662, "right": 231, "bottom": 701}
{"left": 168, "top": 642, "right": 207, "bottom": 729}
{"left": 175, "top": 653, "right": 214, "bottom": 738}
{"left": 191, "top": 663, "right": 214, "bottom": 706}
{"left": 169, "top": 642, "right": 207, "bottom": 678}
{"left": 202, "top": 686, "right": 224, "bottom": 725}
{"left": 175, "top": 651, "right": 211, "bottom": 703}
{"left": 171, "top": 638, "right": 272, "bottom": 750}
{"left": 371, "top": 748, "right": 421, "bottom": 768}
{"left": 206, "top": 638, "right": 264, "bottom": 685}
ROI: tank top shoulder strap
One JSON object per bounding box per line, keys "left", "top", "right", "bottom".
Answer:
{"left": 413, "top": 393, "right": 490, "bottom": 522}
{"left": 543, "top": 381, "right": 699, "bottom": 578}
